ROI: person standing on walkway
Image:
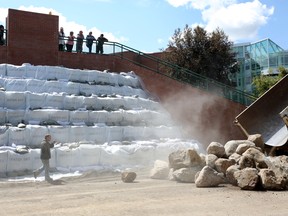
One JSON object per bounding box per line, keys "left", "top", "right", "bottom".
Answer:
{"left": 33, "top": 134, "right": 55, "bottom": 182}
{"left": 58, "top": 27, "right": 65, "bottom": 51}
{"left": 76, "top": 30, "right": 84, "bottom": 53}
{"left": 96, "top": 34, "right": 108, "bottom": 54}
{"left": 66, "top": 31, "right": 75, "bottom": 52}
{"left": 86, "top": 31, "right": 96, "bottom": 53}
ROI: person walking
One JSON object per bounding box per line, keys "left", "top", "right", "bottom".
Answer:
{"left": 58, "top": 27, "right": 65, "bottom": 51}
{"left": 76, "top": 30, "right": 84, "bottom": 53}
{"left": 96, "top": 34, "right": 108, "bottom": 54}
{"left": 86, "top": 31, "right": 95, "bottom": 53}
{"left": 33, "top": 134, "right": 56, "bottom": 182}
{"left": 66, "top": 31, "right": 75, "bottom": 52}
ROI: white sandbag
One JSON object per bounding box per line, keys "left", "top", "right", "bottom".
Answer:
{"left": 120, "top": 86, "right": 134, "bottom": 96}
{"left": 133, "top": 88, "right": 147, "bottom": 98}
{"left": 145, "top": 111, "right": 169, "bottom": 126}
{"left": 27, "top": 125, "right": 49, "bottom": 147}
{"left": 6, "top": 64, "right": 26, "bottom": 78}
{"left": 44, "top": 81, "right": 63, "bottom": 93}
{"left": 45, "top": 66, "right": 62, "bottom": 80}
{"left": 67, "top": 68, "right": 81, "bottom": 81}
{"left": 63, "top": 95, "right": 84, "bottom": 110}
{"left": 86, "top": 69, "right": 100, "bottom": 82}
{"left": 142, "top": 127, "right": 159, "bottom": 140}
{"left": 5, "top": 91, "right": 26, "bottom": 109}
{"left": 96, "top": 97, "right": 111, "bottom": 110}
{"left": 55, "top": 146, "right": 80, "bottom": 168}
{"left": 0, "top": 109, "right": 6, "bottom": 125}
{"left": 0, "top": 151, "right": 7, "bottom": 176}
{"left": 26, "top": 92, "right": 47, "bottom": 110}
{"left": 106, "top": 110, "right": 123, "bottom": 125}
{"left": 4, "top": 78, "right": 27, "bottom": 91}
{"left": 79, "top": 83, "right": 96, "bottom": 96}
{"left": 123, "top": 97, "right": 139, "bottom": 109}
{"left": 78, "top": 144, "right": 101, "bottom": 166}
{"left": 0, "top": 126, "right": 9, "bottom": 146}
{"left": 70, "top": 110, "right": 89, "bottom": 124}
{"left": 34, "top": 65, "right": 51, "bottom": 80}
{"left": 77, "top": 70, "right": 90, "bottom": 82}
{"left": 137, "top": 98, "right": 151, "bottom": 109}
{"left": 89, "top": 110, "right": 108, "bottom": 123}
{"left": 45, "top": 93, "right": 64, "bottom": 109}
{"left": 25, "top": 64, "right": 37, "bottom": 78}
{"left": 0, "top": 64, "right": 7, "bottom": 77}
{"left": 106, "top": 126, "right": 123, "bottom": 142}
{"left": 27, "top": 109, "right": 49, "bottom": 123}
{"left": 26, "top": 79, "right": 46, "bottom": 93}
{"left": 83, "top": 96, "right": 99, "bottom": 110}
{"left": 111, "top": 86, "right": 123, "bottom": 95}
{"left": 69, "top": 126, "right": 87, "bottom": 142}
{"left": 122, "top": 110, "right": 141, "bottom": 124}
{"left": 85, "top": 126, "right": 107, "bottom": 144}
{"left": 8, "top": 127, "right": 29, "bottom": 146}
{"left": 96, "top": 72, "right": 111, "bottom": 85}
{"left": 106, "top": 73, "right": 118, "bottom": 86}
{"left": 6, "top": 150, "right": 33, "bottom": 173}
{"left": 123, "top": 126, "right": 145, "bottom": 141}
{"left": 48, "top": 109, "right": 69, "bottom": 123}
{"left": 109, "top": 96, "right": 125, "bottom": 110}
{"left": 6, "top": 110, "right": 26, "bottom": 125}
{"left": 96, "top": 85, "right": 112, "bottom": 95}
{"left": 48, "top": 126, "right": 70, "bottom": 143}
{"left": 0, "top": 77, "right": 5, "bottom": 87}
{"left": 0, "top": 91, "right": 5, "bottom": 107}
{"left": 118, "top": 73, "right": 131, "bottom": 86}
{"left": 64, "top": 81, "right": 80, "bottom": 95}
{"left": 52, "top": 66, "right": 70, "bottom": 81}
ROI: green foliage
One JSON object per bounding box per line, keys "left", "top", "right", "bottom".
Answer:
{"left": 252, "top": 66, "right": 287, "bottom": 97}
{"left": 163, "top": 25, "right": 238, "bottom": 86}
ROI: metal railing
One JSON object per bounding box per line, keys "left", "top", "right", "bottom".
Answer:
{"left": 105, "top": 41, "right": 256, "bottom": 106}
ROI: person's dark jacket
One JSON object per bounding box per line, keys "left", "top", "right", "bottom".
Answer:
{"left": 40, "top": 140, "right": 54, "bottom": 160}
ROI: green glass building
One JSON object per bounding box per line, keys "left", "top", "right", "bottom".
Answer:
{"left": 232, "top": 38, "right": 288, "bottom": 93}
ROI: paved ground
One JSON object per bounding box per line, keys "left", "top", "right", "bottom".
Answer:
{"left": 0, "top": 170, "right": 287, "bottom": 216}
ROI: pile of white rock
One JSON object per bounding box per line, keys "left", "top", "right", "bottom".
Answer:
{"left": 150, "top": 134, "right": 288, "bottom": 191}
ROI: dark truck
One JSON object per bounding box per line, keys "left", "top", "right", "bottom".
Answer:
{"left": 234, "top": 74, "right": 288, "bottom": 155}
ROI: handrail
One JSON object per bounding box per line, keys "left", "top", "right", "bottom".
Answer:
{"left": 105, "top": 41, "right": 256, "bottom": 106}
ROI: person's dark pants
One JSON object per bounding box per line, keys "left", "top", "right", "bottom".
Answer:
{"left": 59, "top": 44, "right": 65, "bottom": 51}
{"left": 87, "top": 45, "right": 92, "bottom": 53}
{"left": 66, "top": 44, "right": 73, "bottom": 52}
{"left": 96, "top": 45, "right": 103, "bottom": 54}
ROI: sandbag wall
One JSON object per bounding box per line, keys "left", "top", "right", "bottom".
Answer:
{"left": 0, "top": 63, "right": 184, "bottom": 176}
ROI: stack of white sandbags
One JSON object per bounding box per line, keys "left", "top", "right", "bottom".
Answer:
{"left": 0, "top": 63, "right": 187, "bottom": 176}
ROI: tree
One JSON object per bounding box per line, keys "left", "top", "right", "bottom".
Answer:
{"left": 163, "top": 25, "right": 238, "bottom": 86}
{"left": 252, "top": 66, "right": 288, "bottom": 97}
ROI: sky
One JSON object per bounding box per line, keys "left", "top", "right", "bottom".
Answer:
{"left": 0, "top": 0, "right": 287, "bottom": 53}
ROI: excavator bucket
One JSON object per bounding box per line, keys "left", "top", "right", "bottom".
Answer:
{"left": 234, "top": 74, "right": 288, "bottom": 148}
